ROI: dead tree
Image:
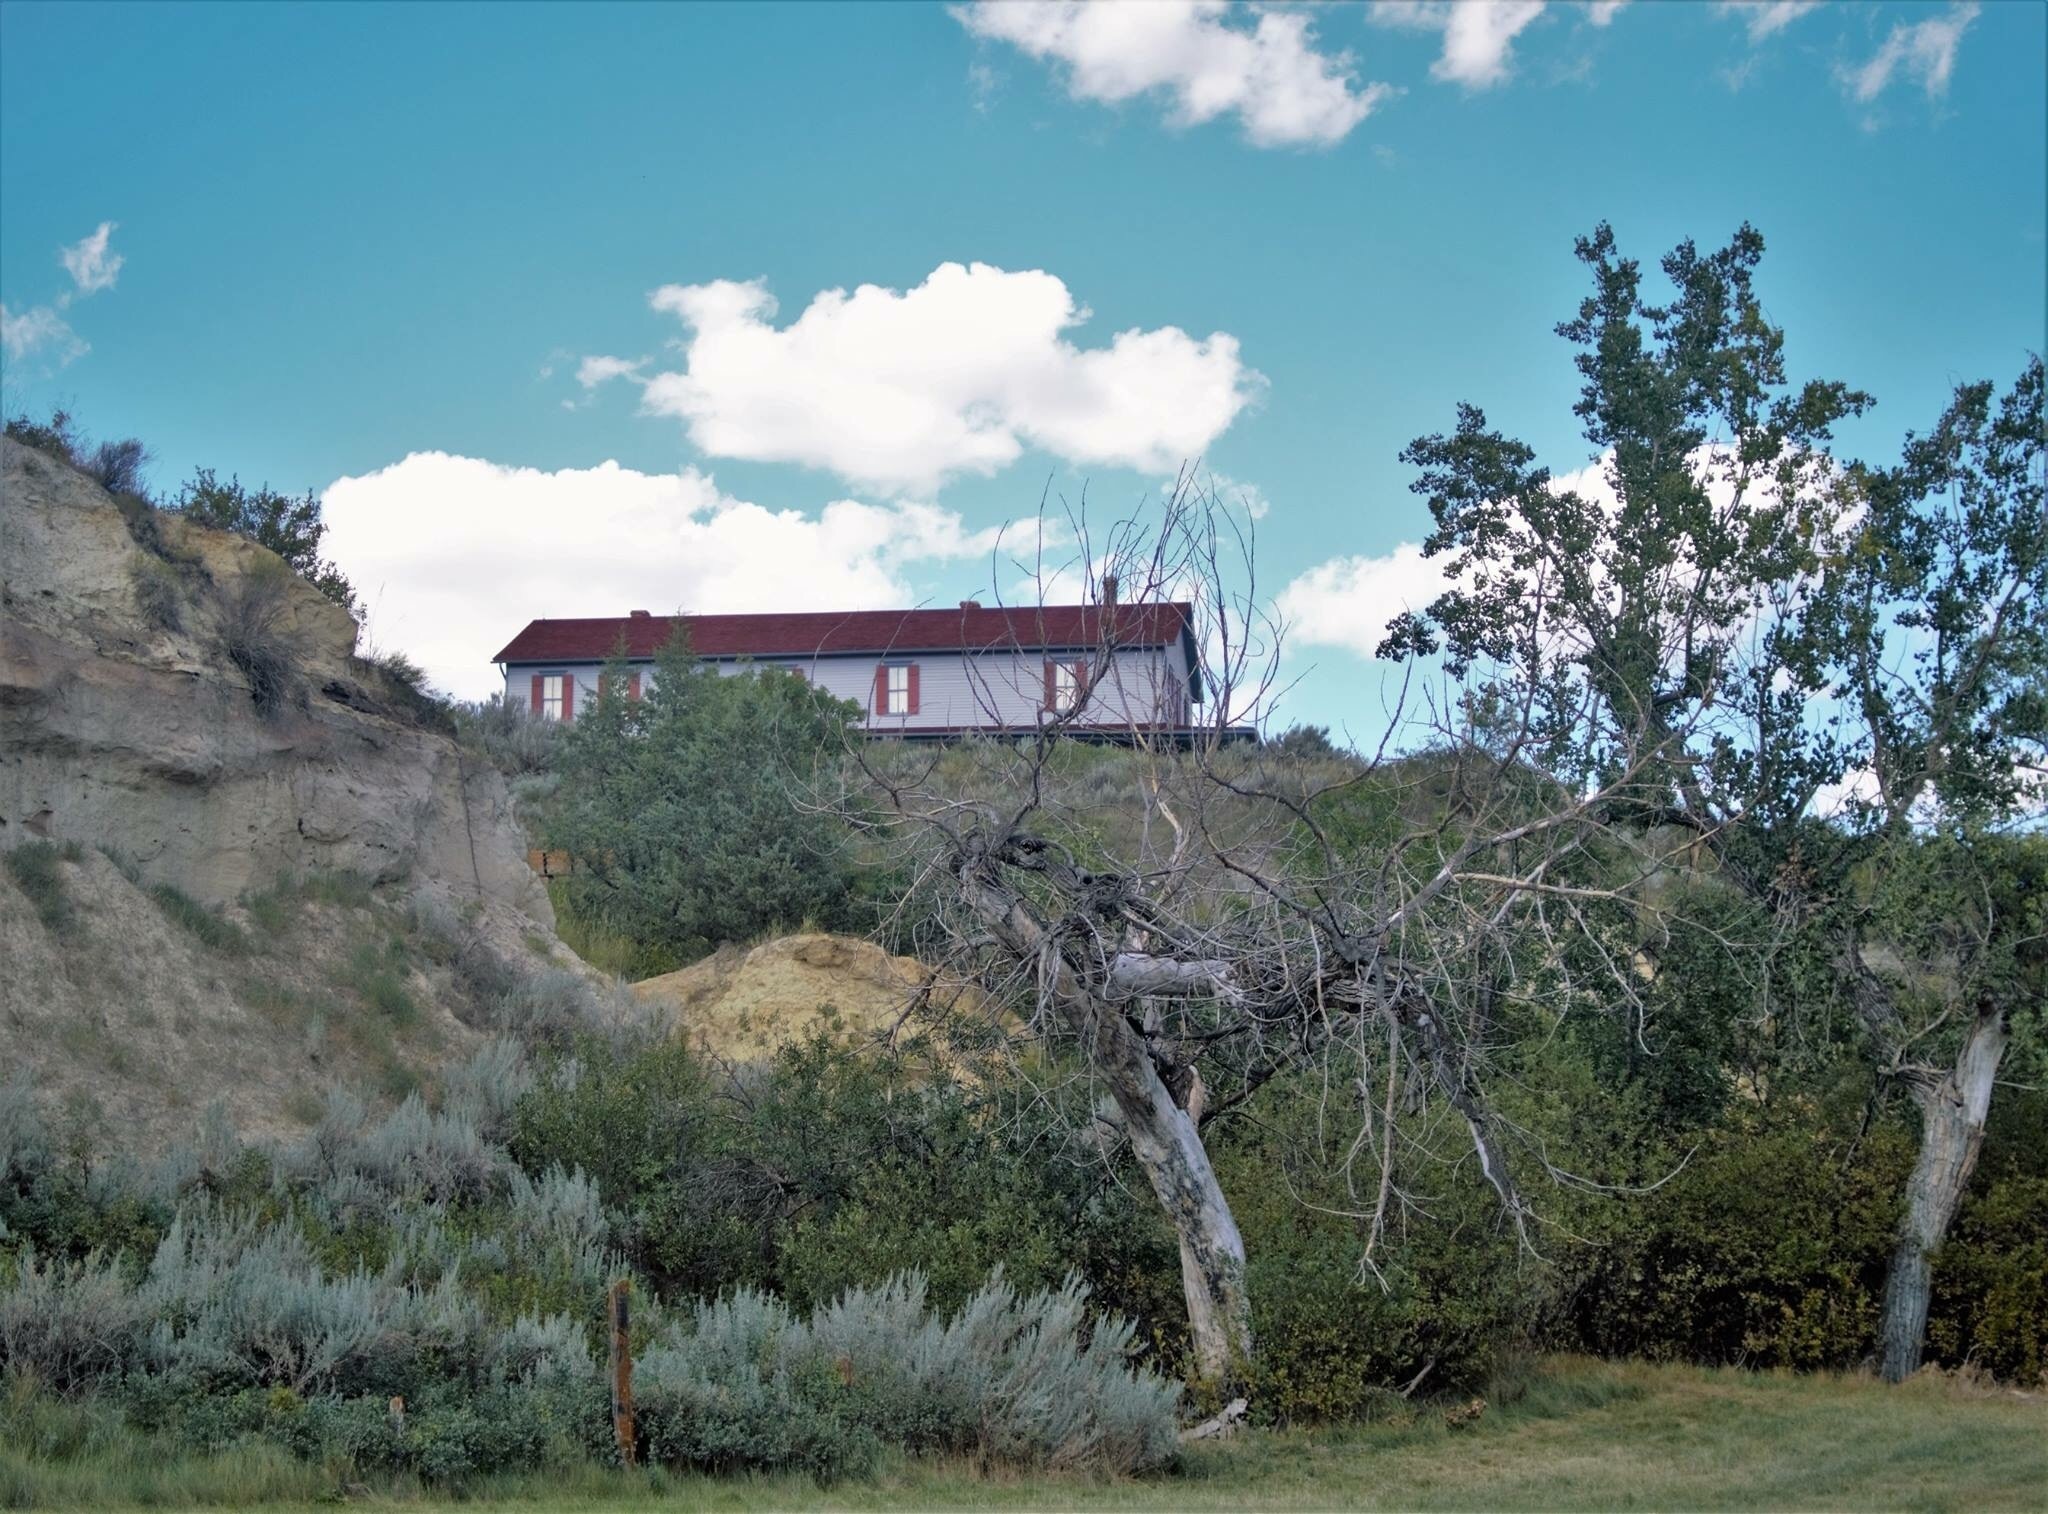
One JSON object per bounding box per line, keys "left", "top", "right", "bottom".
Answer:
{"left": 841, "top": 475, "right": 1692, "bottom": 1388}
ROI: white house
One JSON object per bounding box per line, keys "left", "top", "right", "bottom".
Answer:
{"left": 491, "top": 587, "right": 1228, "bottom": 742}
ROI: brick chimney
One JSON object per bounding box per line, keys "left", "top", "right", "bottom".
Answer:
{"left": 1101, "top": 574, "right": 1118, "bottom": 607}
{"left": 629, "top": 610, "right": 650, "bottom": 618}
{"left": 959, "top": 599, "right": 982, "bottom": 610}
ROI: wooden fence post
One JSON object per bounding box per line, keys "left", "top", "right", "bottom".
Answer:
{"left": 608, "top": 1278, "right": 636, "bottom": 1467}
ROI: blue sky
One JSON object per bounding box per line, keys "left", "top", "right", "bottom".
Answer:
{"left": 3, "top": 0, "right": 2042, "bottom": 725}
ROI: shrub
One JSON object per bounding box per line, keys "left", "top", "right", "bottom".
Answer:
{"left": 453, "top": 694, "right": 563, "bottom": 777}
{"left": 217, "top": 563, "right": 301, "bottom": 716}
{"left": 344, "top": 939, "right": 418, "bottom": 1026}
{"left": 0, "top": 1250, "right": 153, "bottom": 1392}
{"left": 4, "top": 408, "right": 82, "bottom": 462}
{"left": 5, "top": 840, "right": 83, "bottom": 934}
{"left": 634, "top": 1271, "right": 1179, "bottom": 1478}
{"left": 544, "top": 632, "right": 867, "bottom": 961}
{"left": 85, "top": 438, "right": 150, "bottom": 497}
{"left": 369, "top": 649, "right": 452, "bottom": 732}
{"left": 149, "top": 884, "right": 250, "bottom": 955}
{"left": 129, "top": 555, "right": 183, "bottom": 631}
{"left": 494, "top": 969, "right": 603, "bottom": 1047}
{"left": 170, "top": 469, "right": 358, "bottom": 616}
{"left": 441, "top": 1039, "right": 532, "bottom": 1142}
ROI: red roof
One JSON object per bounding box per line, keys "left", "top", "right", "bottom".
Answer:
{"left": 491, "top": 604, "right": 1197, "bottom": 666}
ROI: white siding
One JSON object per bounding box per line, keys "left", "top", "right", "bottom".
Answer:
{"left": 502, "top": 642, "right": 1195, "bottom": 734}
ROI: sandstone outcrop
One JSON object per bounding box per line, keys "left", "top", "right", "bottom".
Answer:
{"left": 0, "top": 435, "right": 546, "bottom": 922}
{"left": 631, "top": 932, "right": 984, "bottom": 1061}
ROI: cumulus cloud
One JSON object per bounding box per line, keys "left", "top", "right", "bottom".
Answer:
{"left": 1276, "top": 539, "right": 1449, "bottom": 662}
{"left": 1, "top": 302, "right": 86, "bottom": 365}
{"left": 1715, "top": 0, "right": 1820, "bottom": 45}
{"left": 1371, "top": 1, "right": 1548, "bottom": 90}
{"left": 953, "top": 0, "right": 1391, "bottom": 147}
{"left": 1585, "top": 0, "right": 1630, "bottom": 26}
{"left": 626, "top": 261, "right": 1262, "bottom": 495}
{"left": 320, "top": 452, "right": 1007, "bottom": 698}
{"left": 59, "top": 222, "right": 123, "bottom": 298}
{"left": 1843, "top": 1, "right": 1977, "bottom": 103}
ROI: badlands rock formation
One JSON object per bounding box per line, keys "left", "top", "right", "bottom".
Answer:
{"left": 0, "top": 435, "right": 544, "bottom": 921}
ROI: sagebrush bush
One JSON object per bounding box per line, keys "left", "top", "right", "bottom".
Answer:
{"left": 452, "top": 694, "right": 563, "bottom": 777}
{"left": 0, "top": 1249, "right": 154, "bottom": 1392}
{"left": 635, "top": 1271, "right": 1179, "bottom": 1478}
{"left": 217, "top": 563, "right": 301, "bottom": 716}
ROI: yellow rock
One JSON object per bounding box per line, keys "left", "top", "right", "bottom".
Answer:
{"left": 630, "top": 932, "right": 983, "bottom": 1062}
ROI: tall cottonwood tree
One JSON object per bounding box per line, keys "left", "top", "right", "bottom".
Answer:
{"left": 1381, "top": 222, "right": 2044, "bottom": 1382}
{"left": 1801, "top": 357, "right": 2044, "bottom": 1380}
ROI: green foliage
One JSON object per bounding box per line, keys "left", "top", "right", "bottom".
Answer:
{"left": 150, "top": 883, "right": 251, "bottom": 955}
{"left": 1926, "top": 1091, "right": 2048, "bottom": 1383}
{"left": 129, "top": 553, "right": 183, "bottom": 631}
{"left": 1214, "top": 1073, "right": 1526, "bottom": 1422}
{"left": 217, "top": 561, "right": 303, "bottom": 716}
{"left": 543, "top": 633, "right": 868, "bottom": 961}
{"left": 4, "top": 408, "right": 85, "bottom": 464}
{"left": 345, "top": 938, "right": 420, "bottom": 1026}
{"left": 171, "top": 467, "right": 359, "bottom": 616}
{"left": 4, "top": 840, "right": 83, "bottom": 934}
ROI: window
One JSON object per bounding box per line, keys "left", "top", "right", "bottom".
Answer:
{"left": 874, "top": 662, "right": 918, "bottom": 716}
{"left": 1052, "top": 659, "right": 1084, "bottom": 714}
{"left": 540, "top": 673, "right": 565, "bottom": 721}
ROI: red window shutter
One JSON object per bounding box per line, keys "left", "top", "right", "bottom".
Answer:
{"left": 1044, "top": 659, "right": 1055, "bottom": 712}
{"left": 561, "top": 676, "right": 574, "bottom": 723}
{"left": 530, "top": 674, "right": 543, "bottom": 714}
{"left": 874, "top": 664, "right": 888, "bottom": 714}
{"left": 906, "top": 663, "right": 920, "bottom": 715}
{"left": 629, "top": 671, "right": 642, "bottom": 700}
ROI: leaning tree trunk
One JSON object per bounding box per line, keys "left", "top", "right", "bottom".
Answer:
{"left": 958, "top": 867, "right": 1253, "bottom": 1386}
{"left": 1877, "top": 1004, "right": 2008, "bottom": 1383}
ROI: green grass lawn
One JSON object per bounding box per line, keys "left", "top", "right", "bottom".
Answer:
{"left": 8, "top": 1358, "right": 2043, "bottom": 1511}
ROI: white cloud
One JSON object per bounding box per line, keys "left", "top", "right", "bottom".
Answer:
{"left": 953, "top": 0, "right": 1391, "bottom": 148}
{"left": 1715, "top": 0, "right": 1820, "bottom": 45}
{"left": 575, "top": 354, "right": 646, "bottom": 389}
{"left": 629, "top": 261, "right": 1263, "bottom": 495}
{"left": 58, "top": 221, "right": 123, "bottom": 298}
{"left": 1585, "top": 0, "right": 1630, "bottom": 26}
{"left": 1371, "top": 1, "right": 1548, "bottom": 90}
{"left": 1843, "top": 1, "right": 1977, "bottom": 103}
{"left": 3, "top": 221, "right": 121, "bottom": 369}
{"left": 320, "top": 452, "right": 1005, "bottom": 699}
{"left": 1276, "top": 540, "right": 1450, "bottom": 661}
{"left": 1, "top": 302, "right": 86, "bottom": 365}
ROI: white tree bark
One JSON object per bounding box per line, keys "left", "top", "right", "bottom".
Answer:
{"left": 959, "top": 869, "right": 1252, "bottom": 1384}
{"left": 1877, "top": 1005, "right": 2007, "bottom": 1383}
